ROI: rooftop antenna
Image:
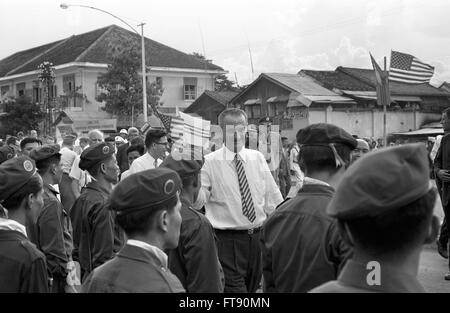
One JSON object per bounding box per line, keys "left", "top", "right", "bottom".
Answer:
{"left": 198, "top": 21, "right": 208, "bottom": 72}
{"left": 244, "top": 30, "right": 255, "bottom": 81}
{"left": 234, "top": 72, "right": 240, "bottom": 88}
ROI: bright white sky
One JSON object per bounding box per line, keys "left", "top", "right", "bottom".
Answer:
{"left": 1, "top": 0, "right": 450, "bottom": 86}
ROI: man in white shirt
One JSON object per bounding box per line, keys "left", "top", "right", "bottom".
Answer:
{"left": 128, "top": 129, "right": 167, "bottom": 175}
{"left": 201, "top": 108, "right": 283, "bottom": 293}
{"left": 59, "top": 135, "right": 78, "bottom": 211}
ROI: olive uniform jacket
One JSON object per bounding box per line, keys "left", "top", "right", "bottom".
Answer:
{"left": 27, "top": 184, "right": 73, "bottom": 292}
{"left": 0, "top": 229, "right": 49, "bottom": 293}
{"left": 70, "top": 181, "right": 124, "bottom": 281}
{"left": 260, "top": 183, "right": 352, "bottom": 293}
{"left": 434, "top": 133, "right": 450, "bottom": 206}
{"left": 168, "top": 199, "right": 224, "bottom": 293}
{"left": 82, "top": 244, "right": 185, "bottom": 293}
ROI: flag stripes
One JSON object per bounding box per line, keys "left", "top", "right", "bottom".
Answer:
{"left": 389, "top": 51, "right": 434, "bottom": 84}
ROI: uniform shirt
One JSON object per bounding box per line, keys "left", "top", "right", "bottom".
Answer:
{"left": 70, "top": 181, "right": 124, "bottom": 280}
{"left": 69, "top": 155, "right": 91, "bottom": 190}
{"left": 309, "top": 260, "right": 425, "bottom": 293}
{"left": 168, "top": 198, "right": 224, "bottom": 293}
{"left": 434, "top": 134, "right": 450, "bottom": 206}
{"left": 60, "top": 146, "right": 77, "bottom": 174}
{"left": 0, "top": 218, "right": 49, "bottom": 293}
{"left": 201, "top": 146, "right": 283, "bottom": 230}
{"left": 81, "top": 244, "right": 185, "bottom": 293}
{"left": 128, "top": 153, "right": 162, "bottom": 175}
{"left": 260, "top": 179, "right": 352, "bottom": 293}
{"left": 27, "top": 184, "right": 73, "bottom": 282}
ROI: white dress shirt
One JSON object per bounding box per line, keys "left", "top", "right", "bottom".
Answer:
{"left": 60, "top": 146, "right": 77, "bottom": 174}
{"left": 69, "top": 155, "right": 91, "bottom": 189}
{"left": 201, "top": 146, "right": 283, "bottom": 230}
{"left": 431, "top": 135, "right": 443, "bottom": 161}
{"left": 128, "top": 153, "right": 162, "bottom": 175}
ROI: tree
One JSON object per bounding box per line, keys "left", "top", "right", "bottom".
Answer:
{"left": 190, "top": 52, "right": 240, "bottom": 92}
{"left": 96, "top": 47, "right": 163, "bottom": 119}
{"left": 0, "top": 96, "right": 44, "bottom": 137}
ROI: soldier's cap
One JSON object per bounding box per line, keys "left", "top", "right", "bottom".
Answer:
{"left": 30, "top": 144, "right": 61, "bottom": 162}
{"left": 115, "top": 136, "right": 125, "bottom": 143}
{"left": 120, "top": 129, "right": 128, "bottom": 135}
{"left": 297, "top": 123, "right": 357, "bottom": 150}
{"left": 79, "top": 142, "right": 115, "bottom": 171}
{"left": 356, "top": 139, "right": 370, "bottom": 151}
{"left": 327, "top": 143, "right": 431, "bottom": 220}
{"left": 160, "top": 155, "right": 203, "bottom": 179}
{"left": 0, "top": 156, "right": 37, "bottom": 202}
{"left": 0, "top": 146, "right": 15, "bottom": 165}
{"left": 110, "top": 167, "right": 182, "bottom": 216}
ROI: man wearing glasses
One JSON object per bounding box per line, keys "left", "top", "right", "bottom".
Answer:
{"left": 128, "top": 129, "right": 168, "bottom": 175}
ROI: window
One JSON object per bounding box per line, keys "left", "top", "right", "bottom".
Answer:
{"left": 251, "top": 105, "right": 261, "bottom": 118}
{"left": 1, "top": 85, "right": 10, "bottom": 100}
{"left": 63, "top": 74, "right": 81, "bottom": 108}
{"left": 16, "top": 82, "right": 26, "bottom": 97}
{"left": 49, "top": 85, "right": 57, "bottom": 100}
{"left": 156, "top": 77, "right": 163, "bottom": 89}
{"left": 183, "top": 77, "right": 197, "bottom": 100}
{"left": 32, "top": 80, "right": 42, "bottom": 104}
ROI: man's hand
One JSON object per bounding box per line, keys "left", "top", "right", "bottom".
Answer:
{"left": 437, "top": 170, "right": 450, "bottom": 182}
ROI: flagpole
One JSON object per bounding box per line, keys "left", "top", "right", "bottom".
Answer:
{"left": 383, "top": 56, "right": 387, "bottom": 148}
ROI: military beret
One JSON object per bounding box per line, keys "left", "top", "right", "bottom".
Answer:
{"left": 62, "top": 135, "right": 76, "bottom": 146}
{"left": 297, "top": 123, "right": 357, "bottom": 149}
{"left": 0, "top": 146, "right": 15, "bottom": 165}
{"left": 327, "top": 143, "right": 431, "bottom": 220}
{"left": 0, "top": 156, "right": 37, "bottom": 202}
{"left": 110, "top": 168, "right": 182, "bottom": 216}
{"left": 160, "top": 155, "right": 203, "bottom": 178}
{"left": 30, "top": 144, "right": 61, "bottom": 162}
{"left": 79, "top": 142, "right": 114, "bottom": 171}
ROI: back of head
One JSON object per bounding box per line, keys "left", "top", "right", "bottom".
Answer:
{"left": 327, "top": 143, "right": 435, "bottom": 255}
{"left": 19, "top": 137, "right": 42, "bottom": 150}
{"left": 296, "top": 123, "right": 357, "bottom": 175}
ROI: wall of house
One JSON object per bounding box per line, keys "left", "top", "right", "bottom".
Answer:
{"left": 148, "top": 70, "right": 216, "bottom": 112}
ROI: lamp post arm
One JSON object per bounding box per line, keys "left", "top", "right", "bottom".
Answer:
{"left": 69, "top": 4, "right": 140, "bottom": 35}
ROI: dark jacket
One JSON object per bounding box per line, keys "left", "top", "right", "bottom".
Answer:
{"left": 434, "top": 133, "right": 450, "bottom": 206}
{"left": 116, "top": 143, "right": 130, "bottom": 174}
{"left": 168, "top": 199, "right": 224, "bottom": 293}
{"left": 0, "top": 229, "right": 49, "bottom": 293}
{"left": 70, "top": 181, "right": 124, "bottom": 280}
{"left": 27, "top": 184, "right": 73, "bottom": 292}
{"left": 82, "top": 244, "right": 185, "bottom": 293}
{"left": 260, "top": 183, "right": 352, "bottom": 293}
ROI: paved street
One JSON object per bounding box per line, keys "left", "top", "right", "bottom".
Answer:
{"left": 419, "top": 247, "right": 450, "bottom": 293}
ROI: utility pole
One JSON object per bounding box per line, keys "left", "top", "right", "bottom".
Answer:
{"left": 383, "top": 56, "right": 387, "bottom": 148}
{"left": 139, "top": 23, "right": 148, "bottom": 123}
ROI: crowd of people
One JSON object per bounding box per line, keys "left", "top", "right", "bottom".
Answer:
{"left": 0, "top": 107, "right": 447, "bottom": 293}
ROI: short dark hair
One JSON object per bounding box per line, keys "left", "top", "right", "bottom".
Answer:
{"left": 145, "top": 129, "right": 166, "bottom": 149}
{"left": 341, "top": 189, "right": 436, "bottom": 255}
{"left": 36, "top": 155, "right": 61, "bottom": 175}
{"left": 20, "top": 137, "right": 42, "bottom": 150}
{"left": 130, "top": 136, "right": 145, "bottom": 146}
{"left": 115, "top": 196, "right": 178, "bottom": 237}
{"left": 299, "top": 144, "right": 352, "bottom": 174}
{"left": 126, "top": 144, "right": 145, "bottom": 156}
{"left": 2, "top": 173, "right": 42, "bottom": 211}
{"left": 6, "top": 136, "right": 18, "bottom": 146}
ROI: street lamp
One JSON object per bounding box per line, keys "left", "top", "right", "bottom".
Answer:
{"left": 60, "top": 3, "right": 148, "bottom": 123}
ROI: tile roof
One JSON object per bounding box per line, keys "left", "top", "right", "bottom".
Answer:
{"left": 0, "top": 25, "right": 224, "bottom": 78}
{"left": 203, "top": 90, "right": 239, "bottom": 105}
{"left": 299, "top": 69, "right": 373, "bottom": 92}
{"left": 338, "top": 67, "right": 450, "bottom": 96}
{"left": 263, "top": 73, "right": 338, "bottom": 95}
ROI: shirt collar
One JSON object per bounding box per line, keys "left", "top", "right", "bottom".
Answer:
{"left": 45, "top": 183, "right": 59, "bottom": 195}
{"left": 0, "top": 218, "right": 27, "bottom": 237}
{"left": 303, "top": 176, "right": 331, "bottom": 187}
{"left": 126, "top": 239, "right": 168, "bottom": 268}
{"left": 338, "top": 260, "right": 425, "bottom": 293}
{"left": 222, "top": 146, "right": 247, "bottom": 163}
{"left": 87, "top": 180, "right": 111, "bottom": 196}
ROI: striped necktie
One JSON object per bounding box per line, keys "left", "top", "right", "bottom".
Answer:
{"left": 234, "top": 154, "right": 256, "bottom": 223}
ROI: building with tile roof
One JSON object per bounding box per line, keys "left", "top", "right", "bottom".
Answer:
{"left": 184, "top": 90, "right": 239, "bottom": 124}
{"left": 0, "top": 25, "right": 226, "bottom": 136}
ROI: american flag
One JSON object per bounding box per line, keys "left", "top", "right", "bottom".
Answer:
{"left": 389, "top": 51, "right": 434, "bottom": 84}
{"left": 370, "top": 53, "right": 390, "bottom": 106}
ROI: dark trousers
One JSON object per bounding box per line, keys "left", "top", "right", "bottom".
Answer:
{"left": 436, "top": 178, "right": 449, "bottom": 246}
{"left": 215, "top": 229, "right": 262, "bottom": 293}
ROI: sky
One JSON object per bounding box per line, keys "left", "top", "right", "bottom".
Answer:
{"left": 1, "top": 0, "right": 450, "bottom": 86}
